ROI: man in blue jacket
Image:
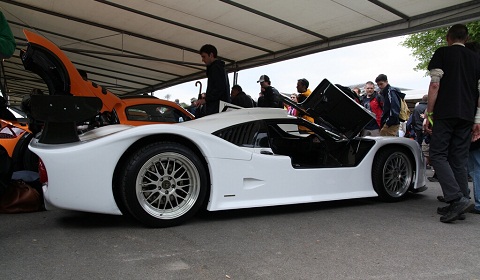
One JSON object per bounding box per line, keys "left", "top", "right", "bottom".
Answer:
{"left": 375, "top": 74, "right": 403, "bottom": 136}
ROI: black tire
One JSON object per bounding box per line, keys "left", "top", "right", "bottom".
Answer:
{"left": 372, "top": 147, "right": 413, "bottom": 202}
{"left": 13, "top": 132, "right": 38, "bottom": 171}
{"left": 118, "top": 142, "right": 208, "bottom": 227}
{"left": 22, "top": 148, "right": 39, "bottom": 171}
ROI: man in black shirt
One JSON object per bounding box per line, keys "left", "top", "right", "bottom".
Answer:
{"left": 230, "top": 85, "right": 254, "bottom": 108}
{"left": 424, "top": 24, "right": 480, "bottom": 223}
{"left": 197, "top": 44, "right": 230, "bottom": 115}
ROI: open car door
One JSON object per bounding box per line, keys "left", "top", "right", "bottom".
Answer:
{"left": 282, "top": 79, "right": 375, "bottom": 139}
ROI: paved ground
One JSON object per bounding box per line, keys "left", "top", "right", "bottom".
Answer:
{"left": 1, "top": 169, "right": 479, "bottom": 280}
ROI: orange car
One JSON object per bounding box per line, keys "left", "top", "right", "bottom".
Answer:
{"left": 0, "top": 30, "right": 194, "bottom": 171}
{"left": 115, "top": 96, "right": 193, "bottom": 126}
{"left": 20, "top": 29, "right": 194, "bottom": 124}
{"left": 0, "top": 118, "right": 37, "bottom": 171}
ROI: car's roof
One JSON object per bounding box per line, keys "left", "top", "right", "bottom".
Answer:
{"left": 121, "top": 96, "right": 177, "bottom": 107}
{"left": 180, "top": 108, "right": 291, "bottom": 134}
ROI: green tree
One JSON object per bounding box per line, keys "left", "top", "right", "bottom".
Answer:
{"left": 401, "top": 21, "right": 480, "bottom": 72}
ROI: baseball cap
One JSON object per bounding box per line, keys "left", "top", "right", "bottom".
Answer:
{"left": 257, "top": 75, "right": 270, "bottom": 83}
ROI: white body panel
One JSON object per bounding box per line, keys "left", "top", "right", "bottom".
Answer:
{"left": 30, "top": 109, "right": 426, "bottom": 215}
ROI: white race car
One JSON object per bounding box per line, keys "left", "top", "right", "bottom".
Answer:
{"left": 19, "top": 25, "right": 426, "bottom": 228}
{"left": 26, "top": 77, "right": 427, "bottom": 227}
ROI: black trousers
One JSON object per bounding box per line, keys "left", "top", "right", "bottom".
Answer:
{"left": 414, "top": 130, "right": 424, "bottom": 147}
{"left": 430, "top": 118, "right": 472, "bottom": 202}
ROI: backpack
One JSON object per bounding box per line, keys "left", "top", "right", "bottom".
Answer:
{"left": 395, "top": 92, "right": 410, "bottom": 122}
{"left": 398, "top": 96, "right": 410, "bottom": 122}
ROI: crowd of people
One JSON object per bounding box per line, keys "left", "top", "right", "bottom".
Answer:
{"left": 187, "top": 23, "right": 480, "bottom": 223}
{"left": 190, "top": 43, "right": 407, "bottom": 139}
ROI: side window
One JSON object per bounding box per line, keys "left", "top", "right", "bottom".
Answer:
{"left": 126, "top": 104, "right": 189, "bottom": 123}
{"left": 277, "top": 123, "right": 305, "bottom": 136}
{"left": 155, "top": 106, "right": 176, "bottom": 122}
{"left": 266, "top": 121, "right": 310, "bottom": 139}
{"left": 213, "top": 121, "right": 268, "bottom": 148}
{"left": 126, "top": 107, "right": 149, "bottom": 121}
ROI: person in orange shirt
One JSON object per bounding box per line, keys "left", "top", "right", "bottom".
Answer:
{"left": 296, "top": 78, "right": 314, "bottom": 133}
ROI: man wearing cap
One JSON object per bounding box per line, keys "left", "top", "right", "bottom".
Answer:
{"left": 197, "top": 44, "right": 230, "bottom": 115}
{"left": 257, "top": 75, "right": 283, "bottom": 108}
{"left": 187, "top": 97, "right": 197, "bottom": 115}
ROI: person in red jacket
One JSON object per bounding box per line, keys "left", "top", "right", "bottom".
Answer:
{"left": 361, "top": 81, "right": 383, "bottom": 136}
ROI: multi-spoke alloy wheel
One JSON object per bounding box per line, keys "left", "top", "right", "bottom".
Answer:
{"left": 119, "top": 142, "right": 207, "bottom": 227}
{"left": 136, "top": 152, "right": 200, "bottom": 219}
{"left": 372, "top": 147, "right": 413, "bottom": 201}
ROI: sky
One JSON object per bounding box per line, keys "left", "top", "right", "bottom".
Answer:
{"left": 154, "top": 35, "right": 431, "bottom": 105}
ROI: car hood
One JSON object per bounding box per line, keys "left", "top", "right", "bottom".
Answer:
{"left": 283, "top": 79, "right": 375, "bottom": 139}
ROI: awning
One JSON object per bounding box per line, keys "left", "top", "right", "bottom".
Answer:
{"left": 1, "top": 0, "right": 480, "bottom": 108}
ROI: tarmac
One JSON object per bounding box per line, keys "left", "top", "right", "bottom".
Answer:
{"left": 1, "top": 168, "right": 479, "bottom": 280}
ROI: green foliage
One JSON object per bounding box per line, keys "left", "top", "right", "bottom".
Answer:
{"left": 402, "top": 21, "right": 480, "bottom": 72}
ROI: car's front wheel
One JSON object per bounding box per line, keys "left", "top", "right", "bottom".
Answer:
{"left": 118, "top": 142, "right": 208, "bottom": 227}
{"left": 372, "top": 147, "right": 413, "bottom": 202}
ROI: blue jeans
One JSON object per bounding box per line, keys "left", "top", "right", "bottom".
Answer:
{"left": 468, "top": 149, "right": 480, "bottom": 211}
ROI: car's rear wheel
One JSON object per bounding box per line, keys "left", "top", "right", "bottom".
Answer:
{"left": 119, "top": 142, "right": 207, "bottom": 227}
{"left": 13, "top": 132, "right": 38, "bottom": 171}
{"left": 372, "top": 147, "right": 413, "bottom": 201}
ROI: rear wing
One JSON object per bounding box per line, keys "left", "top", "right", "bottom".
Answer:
{"left": 29, "top": 95, "right": 102, "bottom": 144}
